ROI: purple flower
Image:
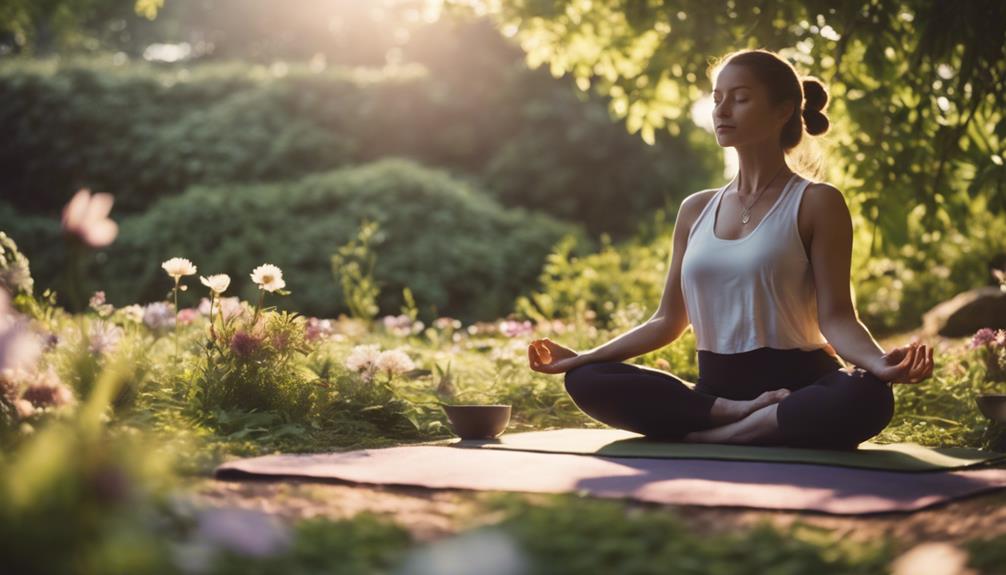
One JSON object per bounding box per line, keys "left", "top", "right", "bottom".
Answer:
{"left": 971, "top": 328, "right": 1005, "bottom": 349}
{"left": 230, "top": 330, "right": 262, "bottom": 359}
{"left": 142, "top": 301, "right": 176, "bottom": 332}
{"left": 88, "top": 320, "right": 123, "bottom": 355}
{"left": 196, "top": 507, "right": 292, "bottom": 558}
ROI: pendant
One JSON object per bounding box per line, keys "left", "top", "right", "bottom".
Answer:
{"left": 741, "top": 212, "right": 750, "bottom": 224}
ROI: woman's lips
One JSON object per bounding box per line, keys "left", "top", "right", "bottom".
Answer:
{"left": 716, "top": 126, "right": 735, "bottom": 132}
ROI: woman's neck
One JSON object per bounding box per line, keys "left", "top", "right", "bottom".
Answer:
{"left": 734, "top": 148, "right": 792, "bottom": 196}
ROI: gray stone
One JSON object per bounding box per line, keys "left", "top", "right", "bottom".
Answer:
{"left": 921, "top": 286, "right": 1006, "bottom": 337}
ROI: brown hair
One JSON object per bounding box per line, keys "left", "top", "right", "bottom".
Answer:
{"left": 707, "top": 48, "right": 831, "bottom": 179}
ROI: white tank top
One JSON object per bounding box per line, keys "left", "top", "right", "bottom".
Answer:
{"left": 680, "top": 173, "right": 830, "bottom": 354}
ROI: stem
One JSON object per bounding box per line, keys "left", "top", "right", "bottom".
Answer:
{"left": 173, "top": 279, "right": 180, "bottom": 363}
{"left": 252, "top": 289, "right": 264, "bottom": 327}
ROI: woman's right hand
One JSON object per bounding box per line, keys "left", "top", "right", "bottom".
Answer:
{"left": 528, "top": 338, "right": 581, "bottom": 374}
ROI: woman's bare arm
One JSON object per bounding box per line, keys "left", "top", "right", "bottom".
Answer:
{"left": 573, "top": 193, "right": 707, "bottom": 366}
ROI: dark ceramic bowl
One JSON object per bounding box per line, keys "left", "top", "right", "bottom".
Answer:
{"left": 976, "top": 394, "right": 1006, "bottom": 423}
{"left": 441, "top": 404, "right": 511, "bottom": 439}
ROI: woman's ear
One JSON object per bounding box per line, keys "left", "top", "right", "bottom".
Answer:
{"left": 777, "top": 99, "right": 797, "bottom": 125}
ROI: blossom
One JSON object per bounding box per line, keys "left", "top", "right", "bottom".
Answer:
{"left": 61, "top": 188, "right": 118, "bottom": 248}
{"left": 345, "top": 343, "right": 382, "bottom": 373}
{"left": 88, "top": 320, "right": 123, "bottom": 355}
{"left": 382, "top": 314, "right": 424, "bottom": 337}
{"left": 499, "top": 319, "right": 533, "bottom": 338}
{"left": 970, "top": 328, "right": 1005, "bottom": 349}
{"left": 250, "top": 264, "right": 285, "bottom": 292}
{"left": 21, "top": 367, "right": 75, "bottom": 410}
{"left": 161, "top": 257, "right": 197, "bottom": 281}
{"left": 375, "top": 348, "right": 415, "bottom": 375}
{"left": 200, "top": 274, "right": 231, "bottom": 294}
{"left": 0, "top": 260, "right": 33, "bottom": 296}
{"left": 305, "top": 317, "right": 334, "bottom": 342}
{"left": 434, "top": 317, "right": 463, "bottom": 331}
{"left": 0, "top": 291, "right": 42, "bottom": 372}
{"left": 177, "top": 308, "right": 199, "bottom": 326}
{"left": 198, "top": 296, "right": 245, "bottom": 321}
{"left": 142, "top": 301, "right": 176, "bottom": 331}
{"left": 89, "top": 291, "right": 114, "bottom": 317}
{"left": 229, "top": 330, "right": 262, "bottom": 359}
{"left": 120, "top": 304, "right": 145, "bottom": 323}
{"left": 195, "top": 507, "right": 292, "bottom": 558}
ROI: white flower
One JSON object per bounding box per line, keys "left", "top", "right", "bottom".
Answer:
{"left": 375, "top": 348, "right": 415, "bottom": 376}
{"left": 345, "top": 344, "right": 382, "bottom": 373}
{"left": 198, "top": 296, "right": 245, "bottom": 321}
{"left": 0, "top": 291, "right": 42, "bottom": 373}
{"left": 120, "top": 304, "right": 145, "bottom": 323}
{"left": 250, "top": 264, "right": 286, "bottom": 292}
{"left": 162, "top": 257, "right": 197, "bottom": 280}
{"left": 200, "top": 274, "right": 231, "bottom": 294}
{"left": 61, "top": 188, "right": 118, "bottom": 248}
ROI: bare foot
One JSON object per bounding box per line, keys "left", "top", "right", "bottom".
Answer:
{"left": 685, "top": 403, "right": 785, "bottom": 445}
{"left": 708, "top": 389, "right": 791, "bottom": 426}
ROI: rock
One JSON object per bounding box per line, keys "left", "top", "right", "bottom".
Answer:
{"left": 921, "top": 286, "right": 1006, "bottom": 338}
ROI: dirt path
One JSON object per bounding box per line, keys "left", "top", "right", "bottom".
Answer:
{"left": 191, "top": 476, "right": 1006, "bottom": 548}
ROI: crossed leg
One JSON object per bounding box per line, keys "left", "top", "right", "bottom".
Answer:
{"left": 563, "top": 362, "right": 790, "bottom": 440}
{"left": 684, "top": 367, "right": 896, "bottom": 449}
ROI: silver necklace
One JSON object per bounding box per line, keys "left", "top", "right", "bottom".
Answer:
{"left": 736, "top": 166, "right": 787, "bottom": 224}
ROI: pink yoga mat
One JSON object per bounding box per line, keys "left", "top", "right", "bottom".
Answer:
{"left": 215, "top": 445, "right": 1006, "bottom": 515}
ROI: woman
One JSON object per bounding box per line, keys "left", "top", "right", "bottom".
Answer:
{"left": 526, "top": 49, "right": 934, "bottom": 450}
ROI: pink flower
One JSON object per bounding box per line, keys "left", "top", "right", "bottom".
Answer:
{"left": 89, "top": 291, "right": 114, "bottom": 317}
{"left": 176, "top": 308, "right": 199, "bottom": 325}
{"left": 21, "top": 367, "right": 75, "bottom": 409}
{"left": 61, "top": 189, "right": 118, "bottom": 248}
{"left": 382, "top": 314, "right": 423, "bottom": 337}
{"left": 499, "top": 319, "right": 533, "bottom": 338}
{"left": 304, "top": 317, "right": 334, "bottom": 342}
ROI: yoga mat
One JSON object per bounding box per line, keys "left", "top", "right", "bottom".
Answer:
{"left": 419, "top": 428, "right": 1006, "bottom": 473}
{"left": 215, "top": 445, "right": 1006, "bottom": 515}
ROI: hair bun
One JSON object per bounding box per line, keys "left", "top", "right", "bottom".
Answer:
{"left": 801, "top": 77, "right": 830, "bottom": 136}
{"left": 801, "top": 107, "right": 829, "bottom": 136}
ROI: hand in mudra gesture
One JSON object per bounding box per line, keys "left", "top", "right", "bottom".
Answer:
{"left": 871, "top": 341, "right": 934, "bottom": 384}
{"left": 528, "top": 338, "right": 580, "bottom": 374}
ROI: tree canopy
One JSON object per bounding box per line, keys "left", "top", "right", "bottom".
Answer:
{"left": 469, "top": 0, "right": 1006, "bottom": 255}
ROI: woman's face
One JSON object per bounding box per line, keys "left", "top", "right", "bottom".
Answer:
{"left": 712, "top": 64, "right": 793, "bottom": 148}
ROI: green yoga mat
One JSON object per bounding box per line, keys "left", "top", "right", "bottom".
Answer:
{"left": 418, "top": 428, "right": 1006, "bottom": 472}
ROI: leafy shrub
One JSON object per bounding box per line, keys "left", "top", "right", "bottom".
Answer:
{"left": 853, "top": 197, "right": 1006, "bottom": 334}
{"left": 0, "top": 56, "right": 715, "bottom": 237}
{"left": 514, "top": 231, "right": 669, "bottom": 331}
{"left": 91, "top": 158, "right": 581, "bottom": 323}
{"left": 191, "top": 307, "right": 317, "bottom": 422}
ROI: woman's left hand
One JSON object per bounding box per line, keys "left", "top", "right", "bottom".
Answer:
{"left": 869, "top": 341, "right": 934, "bottom": 384}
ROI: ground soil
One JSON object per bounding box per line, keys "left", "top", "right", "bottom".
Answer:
{"left": 190, "top": 330, "right": 1005, "bottom": 555}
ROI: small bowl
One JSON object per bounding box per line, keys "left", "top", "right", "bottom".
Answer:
{"left": 976, "top": 394, "right": 1006, "bottom": 423}
{"left": 441, "top": 404, "right": 511, "bottom": 439}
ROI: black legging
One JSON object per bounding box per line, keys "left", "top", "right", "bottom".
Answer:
{"left": 563, "top": 346, "right": 895, "bottom": 450}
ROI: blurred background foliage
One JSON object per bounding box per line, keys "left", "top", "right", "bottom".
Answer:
{"left": 0, "top": 0, "right": 1004, "bottom": 333}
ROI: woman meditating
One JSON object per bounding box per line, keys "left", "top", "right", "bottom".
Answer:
{"left": 527, "top": 48, "right": 934, "bottom": 450}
